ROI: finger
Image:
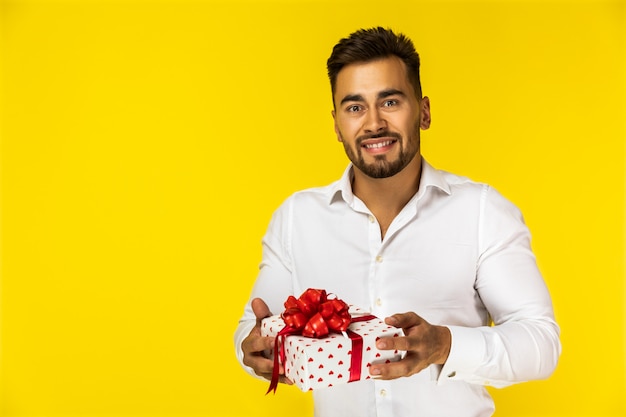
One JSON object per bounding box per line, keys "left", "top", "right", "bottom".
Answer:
{"left": 376, "top": 334, "right": 403, "bottom": 351}
{"left": 377, "top": 333, "right": 421, "bottom": 352}
{"left": 245, "top": 354, "right": 293, "bottom": 386}
{"left": 255, "top": 372, "right": 294, "bottom": 386}
{"left": 385, "top": 312, "right": 422, "bottom": 330}
{"left": 252, "top": 298, "right": 272, "bottom": 320}
{"left": 242, "top": 331, "right": 275, "bottom": 354}
{"left": 243, "top": 354, "right": 277, "bottom": 375}
{"left": 369, "top": 353, "right": 423, "bottom": 380}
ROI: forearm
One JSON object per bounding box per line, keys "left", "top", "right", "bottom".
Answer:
{"left": 438, "top": 317, "right": 561, "bottom": 387}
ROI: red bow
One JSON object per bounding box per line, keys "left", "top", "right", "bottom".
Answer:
{"left": 282, "top": 288, "right": 351, "bottom": 337}
{"left": 267, "top": 288, "right": 352, "bottom": 394}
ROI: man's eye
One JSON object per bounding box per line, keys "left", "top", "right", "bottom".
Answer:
{"left": 382, "top": 100, "right": 398, "bottom": 107}
{"left": 346, "top": 105, "right": 361, "bottom": 113}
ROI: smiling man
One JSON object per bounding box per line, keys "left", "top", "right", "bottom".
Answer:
{"left": 234, "top": 27, "right": 561, "bottom": 417}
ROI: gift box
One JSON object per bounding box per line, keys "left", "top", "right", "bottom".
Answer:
{"left": 261, "top": 290, "right": 404, "bottom": 392}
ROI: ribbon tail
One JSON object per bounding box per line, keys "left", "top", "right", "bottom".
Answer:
{"left": 266, "top": 335, "right": 282, "bottom": 395}
{"left": 266, "top": 327, "right": 295, "bottom": 395}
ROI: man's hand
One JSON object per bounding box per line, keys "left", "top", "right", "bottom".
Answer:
{"left": 241, "top": 298, "right": 292, "bottom": 385}
{"left": 369, "top": 312, "right": 451, "bottom": 380}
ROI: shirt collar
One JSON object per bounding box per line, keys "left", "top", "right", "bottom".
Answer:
{"left": 327, "top": 158, "right": 451, "bottom": 206}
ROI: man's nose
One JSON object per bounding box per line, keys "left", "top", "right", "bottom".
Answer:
{"left": 363, "top": 109, "right": 386, "bottom": 133}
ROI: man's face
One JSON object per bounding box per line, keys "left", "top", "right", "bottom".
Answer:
{"left": 332, "top": 56, "right": 431, "bottom": 179}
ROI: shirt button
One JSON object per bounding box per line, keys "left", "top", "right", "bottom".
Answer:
{"left": 379, "top": 389, "right": 387, "bottom": 397}
{"left": 376, "top": 298, "right": 382, "bottom": 306}
{"left": 368, "top": 215, "right": 375, "bottom": 223}
{"left": 375, "top": 255, "right": 383, "bottom": 263}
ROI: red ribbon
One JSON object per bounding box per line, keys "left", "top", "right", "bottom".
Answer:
{"left": 345, "top": 315, "right": 376, "bottom": 382}
{"left": 266, "top": 288, "right": 374, "bottom": 394}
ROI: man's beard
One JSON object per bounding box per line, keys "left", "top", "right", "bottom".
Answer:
{"left": 342, "top": 129, "right": 420, "bottom": 179}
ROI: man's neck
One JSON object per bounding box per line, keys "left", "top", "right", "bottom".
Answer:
{"left": 352, "top": 156, "right": 422, "bottom": 239}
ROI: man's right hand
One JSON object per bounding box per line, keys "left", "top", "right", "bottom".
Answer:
{"left": 241, "top": 298, "right": 292, "bottom": 385}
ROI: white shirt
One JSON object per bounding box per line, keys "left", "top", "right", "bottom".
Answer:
{"left": 234, "top": 159, "right": 561, "bottom": 417}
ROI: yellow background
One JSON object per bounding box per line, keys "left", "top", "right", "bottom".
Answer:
{"left": 1, "top": 0, "right": 624, "bottom": 416}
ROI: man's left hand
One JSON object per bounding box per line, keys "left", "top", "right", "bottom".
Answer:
{"left": 369, "top": 312, "right": 451, "bottom": 380}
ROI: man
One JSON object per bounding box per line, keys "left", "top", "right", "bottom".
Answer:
{"left": 234, "top": 27, "right": 560, "bottom": 417}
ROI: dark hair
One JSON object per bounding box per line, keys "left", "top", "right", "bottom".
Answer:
{"left": 327, "top": 27, "right": 422, "bottom": 101}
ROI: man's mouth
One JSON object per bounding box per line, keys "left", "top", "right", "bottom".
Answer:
{"left": 363, "top": 140, "right": 396, "bottom": 149}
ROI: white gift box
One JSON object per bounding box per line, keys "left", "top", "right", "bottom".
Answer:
{"left": 261, "top": 311, "right": 404, "bottom": 391}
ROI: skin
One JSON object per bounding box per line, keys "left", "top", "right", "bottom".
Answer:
{"left": 241, "top": 299, "right": 293, "bottom": 385}
{"left": 241, "top": 56, "right": 451, "bottom": 384}
{"left": 332, "top": 56, "right": 430, "bottom": 239}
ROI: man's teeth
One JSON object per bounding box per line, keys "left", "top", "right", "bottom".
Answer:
{"left": 365, "top": 140, "right": 394, "bottom": 149}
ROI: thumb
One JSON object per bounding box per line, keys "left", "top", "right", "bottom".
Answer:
{"left": 251, "top": 298, "right": 272, "bottom": 320}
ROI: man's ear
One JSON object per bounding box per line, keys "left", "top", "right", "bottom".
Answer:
{"left": 419, "top": 96, "right": 431, "bottom": 130}
{"left": 332, "top": 110, "right": 343, "bottom": 142}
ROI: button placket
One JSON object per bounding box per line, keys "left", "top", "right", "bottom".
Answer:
{"left": 367, "top": 212, "right": 383, "bottom": 311}
{"left": 374, "top": 380, "right": 393, "bottom": 416}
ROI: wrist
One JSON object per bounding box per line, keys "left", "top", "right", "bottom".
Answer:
{"left": 435, "top": 325, "right": 452, "bottom": 365}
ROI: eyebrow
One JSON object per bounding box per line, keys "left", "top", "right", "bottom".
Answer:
{"left": 339, "top": 89, "right": 407, "bottom": 106}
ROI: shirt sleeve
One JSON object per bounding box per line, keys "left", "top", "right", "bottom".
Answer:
{"left": 233, "top": 197, "right": 295, "bottom": 379}
{"left": 437, "top": 185, "right": 561, "bottom": 387}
